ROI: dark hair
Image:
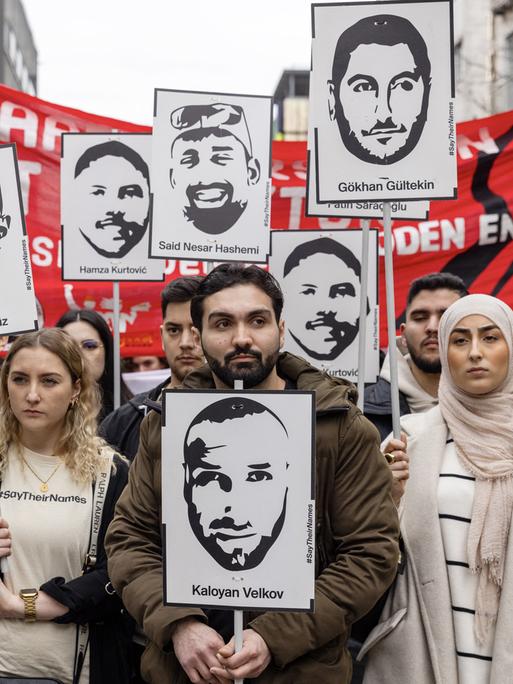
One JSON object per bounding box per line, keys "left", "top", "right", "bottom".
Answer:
{"left": 160, "top": 275, "right": 204, "bottom": 318}
{"left": 74, "top": 140, "right": 150, "bottom": 186}
{"left": 406, "top": 272, "right": 469, "bottom": 308}
{"left": 191, "top": 264, "right": 284, "bottom": 332}
{"left": 55, "top": 309, "right": 127, "bottom": 417}
{"left": 283, "top": 237, "right": 361, "bottom": 279}
{"left": 331, "top": 14, "right": 431, "bottom": 93}
{"left": 184, "top": 397, "right": 287, "bottom": 472}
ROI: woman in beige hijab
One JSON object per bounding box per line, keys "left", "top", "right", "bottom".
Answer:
{"left": 361, "top": 294, "right": 513, "bottom": 684}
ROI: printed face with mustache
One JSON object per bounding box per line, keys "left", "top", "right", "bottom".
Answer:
{"left": 169, "top": 132, "right": 260, "bottom": 235}
{"left": 184, "top": 410, "right": 289, "bottom": 570}
{"left": 329, "top": 42, "right": 429, "bottom": 164}
{"left": 75, "top": 155, "right": 149, "bottom": 258}
{"left": 284, "top": 253, "right": 361, "bottom": 361}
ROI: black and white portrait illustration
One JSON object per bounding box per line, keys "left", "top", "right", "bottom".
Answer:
{"left": 307, "top": 0, "right": 456, "bottom": 205}
{"left": 151, "top": 89, "right": 272, "bottom": 263}
{"left": 169, "top": 103, "right": 261, "bottom": 235}
{"left": 162, "top": 390, "right": 315, "bottom": 612}
{"left": 269, "top": 230, "right": 379, "bottom": 382}
{"left": 61, "top": 133, "right": 164, "bottom": 282}
{"left": 328, "top": 13, "right": 431, "bottom": 165}
{"left": 0, "top": 144, "right": 38, "bottom": 335}
{"left": 183, "top": 397, "right": 289, "bottom": 571}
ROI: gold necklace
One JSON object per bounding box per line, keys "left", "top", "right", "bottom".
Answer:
{"left": 21, "top": 455, "right": 62, "bottom": 493}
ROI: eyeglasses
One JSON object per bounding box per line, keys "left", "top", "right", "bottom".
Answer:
{"left": 80, "top": 339, "right": 104, "bottom": 352}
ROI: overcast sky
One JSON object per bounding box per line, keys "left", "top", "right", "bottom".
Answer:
{"left": 23, "top": 0, "right": 313, "bottom": 126}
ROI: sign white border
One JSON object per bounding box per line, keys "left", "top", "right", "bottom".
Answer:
{"left": 61, "top": 132, "right": 165, "bottom": 282}
{"left": 269, "top": 229, "right": 379, "bottom": 383}
{"left": 150, "top": 89, "right": 273, "bottom": 264}
{"left": 307, "top": 0, "right": 457, "bottom": 202}
{"left": 162, "top": 389, "right": 316, "bottom": 612}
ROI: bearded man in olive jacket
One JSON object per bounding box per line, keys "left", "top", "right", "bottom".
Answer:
{"left": 105, "top": 264, "right": 399, "bottom": 684}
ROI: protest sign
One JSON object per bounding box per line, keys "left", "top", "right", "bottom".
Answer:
{"left": 269, "top": 229, "right": 379, "bottom": 382}
{"left": 162, "top": 389, "right": 315, "bottom": 611}
{"left": 150, "top": 89, "right": 272, "bottom": 263}
{"left": 0, "top": 143, "right": 37, "bottom": 335}
{"left": 61, "top": 133, "right": 164, "bottom": 281}
{"left": 307, "top": 0, "right": 457, "bottom": 203}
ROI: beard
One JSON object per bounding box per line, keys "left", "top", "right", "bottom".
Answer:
{"left": 407, "top": 343, "right": 442, "bottom": 374}
{"left": 203, "top": 345, "right": 280, "bottom": 388}
{"left": 290, "top": 315, "right": 359, "bottom": 362}
{"left": 187, "top": 493, "right": 288, "bottom": 571}
{"left": 333, "top": 86, "right": 430, "bottom": 165}
{"left": 184, "top": 182, "right": 247, "bottom": 234}
{"left": 80, "top": 213, "right": 147, "bottom": 258}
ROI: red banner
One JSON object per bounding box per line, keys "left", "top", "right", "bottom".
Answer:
{"left": 1, "top": 83, "right": 512, "bottom": 353}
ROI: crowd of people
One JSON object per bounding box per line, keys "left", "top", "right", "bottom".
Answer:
{"left": 0, "top": 264, "right": 511, "bottom": 684}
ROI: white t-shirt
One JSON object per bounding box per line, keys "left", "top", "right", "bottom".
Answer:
{"left": 0, "top": 445, "right": 92, "bottom": 684}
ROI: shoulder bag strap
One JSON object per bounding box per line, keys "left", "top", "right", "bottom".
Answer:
{"left": 73, "top": 452, "right": 114, "bottom": 684}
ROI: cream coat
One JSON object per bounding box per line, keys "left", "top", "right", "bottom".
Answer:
{"left": 360, "top": 405, "right": 513, "bottom": 683}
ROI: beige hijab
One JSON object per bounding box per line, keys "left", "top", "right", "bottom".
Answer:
{"left": 438, "top": 294, "right": 513, "bottom": 644}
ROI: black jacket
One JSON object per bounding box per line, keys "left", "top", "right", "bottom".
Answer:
{"left": 99, "top": 379, "right": 170, "bottom": 461}
{"left": 40, "top": 454, "right": 131, "bottom": 684}
{"left": 363, "top": 376, "right": 411, "bottom": 441}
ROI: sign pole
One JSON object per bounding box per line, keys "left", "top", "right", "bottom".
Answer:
{"left": 233, "top": 378, "right": 244, "bottom": 684}
{"left": 112, "top": 281, "right": 121, "bottom": 410}
{"left": 356, "top": 219, "right": 370, "bottom": 411}
{"left": 382, "top": 202, "right": 401, "bottom": 439}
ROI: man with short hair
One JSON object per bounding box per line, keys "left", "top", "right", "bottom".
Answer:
{"left": 100, "top": 275, "right": 204, "bottom": 460}
{"left": 364, "top": 272, "right": 468, "bottom": 440}
{"left": 73, "top": 140, "right": 150, "bottom": 258}
{"left": 106, "top": 263, "right": 399, "bottom": 684}
{"left": 328, "top": 13, "right": 432, "bottom": 165}
{"left": 282, "top": 236, "right": 364, "bottom": 361}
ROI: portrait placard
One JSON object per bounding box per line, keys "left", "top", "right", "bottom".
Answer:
{"left": 61, "top": 133, "right": 165, "bottom": 281}
{"left": 150, "top": 89, "right": 272, "bottom": 263}
{"left": 269, "top": 229, "right": 379, "bottom": 383}
{"left": 307, "top": 0, "right": 456, "bottom": 204}
{"left": 0, "top": 144, "right": 38, "bottom": 336}
{"left": 162, "top": 389, "right": 315, "bottom": 612}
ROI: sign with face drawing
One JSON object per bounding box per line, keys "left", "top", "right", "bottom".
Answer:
{"left": 307, "top": 0, "right": 456, "bottom": 205}
{"left": 162, "top": 389, "right": 315, "bottom": 612}
{"left": 0, "top": 144, "right": 38, "bottom": 336}
{"left": 61, "top": 133, "right": 165, "bottom": 281}
{"left": 150, "top": 89, "right": 272, "bottom": 263}
{"left": 269, "top": 229, "right": 379, "bottom": 383}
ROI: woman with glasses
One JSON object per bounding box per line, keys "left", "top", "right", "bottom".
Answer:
{"left": 0, "top": 328, "right": 130, "bottom": 683}
{"left": 56, "top": 310, "right": 131, "bottom": 420}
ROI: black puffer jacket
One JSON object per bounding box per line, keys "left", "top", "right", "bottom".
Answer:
{"left": 363, "top": 376, "right": 411, "bottom": 441}
{"left": 99, "top": 379, "right": 169, "bottom": 461}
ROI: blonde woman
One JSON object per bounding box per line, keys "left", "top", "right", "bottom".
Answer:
{"left": 0, "top": 328, "right": 130, "bottom": 684}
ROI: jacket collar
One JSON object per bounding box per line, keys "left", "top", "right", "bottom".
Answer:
{"left": 182, "top": 352, "right": 357, "bottom": 414}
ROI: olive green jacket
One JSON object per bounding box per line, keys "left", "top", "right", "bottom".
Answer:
{"left": 105, "top": 353, "right": 399, "bottom": 683}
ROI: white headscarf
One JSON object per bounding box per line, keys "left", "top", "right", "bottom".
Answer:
{"left": 438, "top": 294, "right": 513, "bottom": 643}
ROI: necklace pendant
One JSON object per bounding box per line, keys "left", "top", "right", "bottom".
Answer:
{"left": 40, "top": 483, "right": 49, "bottom": 493}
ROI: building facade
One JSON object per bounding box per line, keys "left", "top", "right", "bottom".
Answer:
{"left": 0, "top": 0, "right": 37, "bottom": 95}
